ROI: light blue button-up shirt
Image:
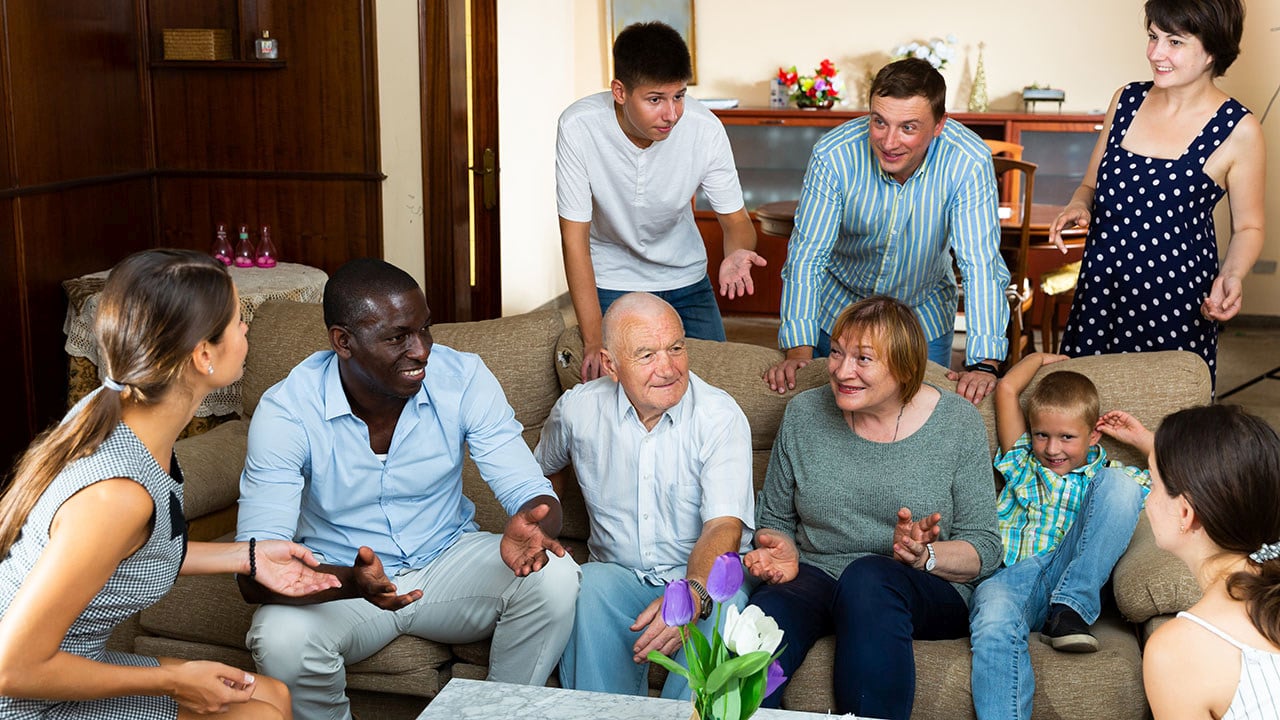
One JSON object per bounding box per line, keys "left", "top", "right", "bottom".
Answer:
{"left": 236, "top": 347, "right": 554, "bottom": 572}
{"left": 534, "top": 372, "right": 754, "bottom": 584}
{"left": 779, "top": 115, "right": 1010, "bottom": 365}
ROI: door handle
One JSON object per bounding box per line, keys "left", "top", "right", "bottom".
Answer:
{"left": 470, "top": 148, "right": 497, "bottom": 210}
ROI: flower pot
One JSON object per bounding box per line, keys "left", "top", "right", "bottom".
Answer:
{"left": 795, "top": 99, "right": 835, "bottom": 110}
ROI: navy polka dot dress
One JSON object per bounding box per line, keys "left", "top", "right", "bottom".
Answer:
{"left": 1061, "top": 82, "right": 1248, "bottom": 384}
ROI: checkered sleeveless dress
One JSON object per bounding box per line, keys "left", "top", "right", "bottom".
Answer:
{"left": 0, "top": 424, "right": 188, "bottom": 718}
{"left": 1060, "top": 81, "right": 1249, "bottom": 385}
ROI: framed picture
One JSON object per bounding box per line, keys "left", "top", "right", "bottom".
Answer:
{"left": 608, "top": 0, "right": 696, "bottom": 84}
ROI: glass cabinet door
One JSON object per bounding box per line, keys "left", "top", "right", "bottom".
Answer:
{"left": 695, "top": 123, "right": 831, "bottom": 211}
{"left": 1011, "top": 121, "right": 1104, "bottom": 205}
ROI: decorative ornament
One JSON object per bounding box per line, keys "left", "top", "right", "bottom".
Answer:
{"left": 968, "top": 42, "right": 989, "bottom": 113}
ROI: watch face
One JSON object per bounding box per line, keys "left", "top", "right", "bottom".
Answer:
{"left": 924, "top": 545, "right": 937, "bottom": 571}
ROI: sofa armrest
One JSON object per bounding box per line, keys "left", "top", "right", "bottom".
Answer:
{"left": 1112, "top": 514, "right": 1201, "bottom": 623}
{"left": 174, "top": 419, "right": 249, "bottom": 522}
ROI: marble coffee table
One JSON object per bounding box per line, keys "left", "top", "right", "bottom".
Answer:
{"left": 416, "top": 678, "right": 863, "bottom": 719}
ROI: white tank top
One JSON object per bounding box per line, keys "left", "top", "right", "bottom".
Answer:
{"left": 1177, "top": 611, "right": 1280, "bottom": 719}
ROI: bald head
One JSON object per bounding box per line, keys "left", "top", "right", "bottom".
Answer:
{"left": 601, "top": 292, "right": 683, "bottom": 353}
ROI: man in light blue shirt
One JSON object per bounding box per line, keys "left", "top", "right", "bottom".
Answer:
{"left": 764, "top": 58, "right": 1010, "bottom": 405}
{"left": 235, "top": 259, "right": 579, "bottom": 720}
{"left": 535, "top": 292, "right": 754, "bottom": 699}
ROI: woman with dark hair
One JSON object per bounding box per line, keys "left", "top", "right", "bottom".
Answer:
{"left": 1050, "top": 0, "right": 1264, "bottom": 385}
{"left": 1141, "top": 404, "right": 1280, "bottom": 717}
{"left": 745, "top": 296, "right": 1001, "bottom": 719}
{"left": 0, "top": 250, "right": 338, "bottom": 719}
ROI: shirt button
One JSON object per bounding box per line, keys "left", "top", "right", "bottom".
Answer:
{"left": 643, "top": 513, "right": 649, "bottom": 519}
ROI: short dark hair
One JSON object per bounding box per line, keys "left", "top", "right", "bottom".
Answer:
{"left": 828, "top": 296, "right": 928, "bottom": 405}
{"left": 323, "top": 258, "right": 420, "bottom": 328}
{"left": 869, "top": 58, "right": 947, "bottom": 122}
{"left": 1145, "top": 0, "right": 1244, "bottom": 77}
{"left": 1154, "top": 405, "right": 1280, "bottom": 643}
{"left": 612, "top": 22, "right": 692, "bottom": 89}
{"left": 1025, "top": 371, "right": 1101, "bottom": 429}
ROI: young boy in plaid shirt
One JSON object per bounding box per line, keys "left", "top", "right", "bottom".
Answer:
{"left": 968, "top": 352, "right": 1155, "bottom": 720}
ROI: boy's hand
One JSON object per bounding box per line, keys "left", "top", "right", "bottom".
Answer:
{"left": 1097, "top": 410, "right": 1154, "bottom": 455}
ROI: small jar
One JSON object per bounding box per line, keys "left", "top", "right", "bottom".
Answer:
{"left": 211, "top": 222, "right": 233, "bottom": 265}
{"left": 255, "top": 31, "right": 278, "bottom": 60}
{"left": 233, "top": 225, "right": 256, "bottom": 267}
{"left": 255, "top": 225, "right": 278, "bottom": 268}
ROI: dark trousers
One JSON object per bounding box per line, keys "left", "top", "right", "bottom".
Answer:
{"left": 750, "top": 555, "right": 970, "bottom": 719}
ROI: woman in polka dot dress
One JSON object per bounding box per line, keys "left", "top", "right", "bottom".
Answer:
{"left": 1049, "top": 0, "right": 1264, "bottom": 386}
{"left": 0, "top": 250, "right": 339, "bottom": 719}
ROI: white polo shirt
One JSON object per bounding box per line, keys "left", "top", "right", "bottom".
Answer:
{"left": 555, "top": 92, "right": 745, "bottom": 292}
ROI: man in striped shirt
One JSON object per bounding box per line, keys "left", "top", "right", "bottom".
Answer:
{"left": 764, "top": 58, "right": 1009, "bottom": 404}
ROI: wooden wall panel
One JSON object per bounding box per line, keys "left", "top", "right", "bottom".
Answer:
{"left": 0, "top": 199, "right": 27, "bottom": 471}
{"left": 7, "top": 0, "right": 147, "bottom": 184}
{"left": 149, "top": 0, "right": 377, "bottom": 174}
{"left": 156, "top": 177, "right": 380, "bottom": 274}
{"left": 18, "top": 180, "right": 156, "bottom": 434}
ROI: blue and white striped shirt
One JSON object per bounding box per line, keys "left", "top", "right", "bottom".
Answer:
{"left": 778, "top": 116, "right": 1010, "bottom": 365}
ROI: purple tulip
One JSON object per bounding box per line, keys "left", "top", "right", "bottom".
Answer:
{"left": 707, "top": 552, "right": 744, "bottom": 602}
{"left": 765, "top": 660, "right": 787, "bottom": 697}
{"left": 662, "top": 578, "right": 695, "bottom": 626}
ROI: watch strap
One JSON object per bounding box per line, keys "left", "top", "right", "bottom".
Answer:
{"left": 924, "top": 543, "right": 937, "bottom": 572}
{"left": 687, "top": 579, "right": 713, "bottom": 620}
{"left": 964, "top": 362, "right": 1001, "bottom": 377}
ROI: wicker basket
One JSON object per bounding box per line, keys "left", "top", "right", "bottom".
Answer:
{"left": 162, "top": 29, "right": 232, "bottom": 61}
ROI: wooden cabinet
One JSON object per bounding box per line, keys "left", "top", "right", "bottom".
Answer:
{"left": 699, "top": 108, "right": 1103, "bottom": 315}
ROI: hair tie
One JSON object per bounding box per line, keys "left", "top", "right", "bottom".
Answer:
{"left": 1249, "top": 541, "right": 1280, "bottom": 564}
{"left": 102, "top": 377, "right": 126, "bottom": 393}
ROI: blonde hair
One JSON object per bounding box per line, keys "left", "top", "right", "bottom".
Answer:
{"left": 829, "top": 296, "right": 927, "bottom": 405}
{"left": 1024, "top": 371, "right": 1100, "bottom": 428}
{"left": 0, "top": 250, "right": 235, "bottom": 558}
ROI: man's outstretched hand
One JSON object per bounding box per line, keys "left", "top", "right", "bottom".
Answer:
{"left": 353, "top": 546, "right": 422, "bottom": 610}
{"left": 502, "top": 503, "right": 566, "bottom": 577}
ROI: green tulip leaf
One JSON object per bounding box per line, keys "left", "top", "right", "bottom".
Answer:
{"left": 704, "top": 651, "right": 770, "bottom": 694}
{"left": 646, "top": 651, "right": 690, "bottom": 681}
{"left": 739, "top": 666, "right": 766, "bottom": 717}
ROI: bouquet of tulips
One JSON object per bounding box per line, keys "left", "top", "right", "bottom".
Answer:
{"left": 648, "top": 552, "right": 786, "bottom": 720}
{"left": 776, "top": 59, "right": 841, "bottom": 108}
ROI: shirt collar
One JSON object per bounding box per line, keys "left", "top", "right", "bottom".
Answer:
{"left": 611, "top": 374, "right": 691, "bottom": 431}
{"left": 321, "top": 352, "right": 431, "bottom": 422}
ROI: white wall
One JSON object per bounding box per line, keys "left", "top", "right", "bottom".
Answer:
{"left": 376, "top": 0, "right": 426, "bottom": 289}
{"left": 380, "top": 0, "right": 1280, "bottom": 316}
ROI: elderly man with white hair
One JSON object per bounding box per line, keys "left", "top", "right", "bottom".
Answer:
{"left": 535, "top": 292, "right": 755, "bottom": 699}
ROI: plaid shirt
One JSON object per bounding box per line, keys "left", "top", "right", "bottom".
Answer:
{"left": 994, "top": 433, "right": 1150, "bottom": 567}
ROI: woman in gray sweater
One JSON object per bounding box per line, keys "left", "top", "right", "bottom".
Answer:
{"left": 745, "top": 296, "right": 1001, "bottom": 720}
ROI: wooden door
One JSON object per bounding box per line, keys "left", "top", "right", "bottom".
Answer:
{"left": 420, "top": 0, "right": 500, "bottom": 322}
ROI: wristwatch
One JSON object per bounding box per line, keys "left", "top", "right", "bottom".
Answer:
{"left": 687, "top": 579, "right": 713, "bottom": 620}
{"left": 964, "top": 361, "right": 1001, "bottom": 377}
{"left": 924, "top": 543, "right": 938, "bottom": 573}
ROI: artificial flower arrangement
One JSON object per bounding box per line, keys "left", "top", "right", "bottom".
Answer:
{"left": 776, "top": 59, "right": 841, "bottom": 108}
{"left": 648, "top": 552, "right": 786, "bottom": 720}
{"left": 891, "top": 34, "right": 959, "bottom": 70}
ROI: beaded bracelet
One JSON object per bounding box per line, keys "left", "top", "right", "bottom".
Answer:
{"left": 248, "top": 537, "right": 257, "bottom": 579}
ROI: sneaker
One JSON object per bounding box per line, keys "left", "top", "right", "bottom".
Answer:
{"left": 1040, "top": 605, "right": 1099, "bottom": 653}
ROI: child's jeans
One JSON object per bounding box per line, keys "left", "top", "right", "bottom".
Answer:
{"left": 968, "top": 467, "right": 1144, "bottom": 720}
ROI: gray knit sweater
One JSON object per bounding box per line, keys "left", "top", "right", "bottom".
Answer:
{"left": 757, "top": 384, "right": 1002, "bottom": 604}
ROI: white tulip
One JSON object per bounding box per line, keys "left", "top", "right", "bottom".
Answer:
{"left": 723, "top": 604, "right": 784, "bottom": 656}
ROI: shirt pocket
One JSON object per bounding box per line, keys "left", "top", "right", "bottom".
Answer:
{"left": 659, "top": 480, "right": 705, "bottom": 546}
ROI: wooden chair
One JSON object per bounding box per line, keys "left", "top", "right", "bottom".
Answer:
{"left": 984, "top": 139, "right": 1024, "bottom": 205}
{"left": 994, "top": 156, "right": 1038, "bottom": 365}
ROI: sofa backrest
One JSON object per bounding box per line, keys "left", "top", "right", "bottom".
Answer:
{"left": 240, "top": 300, "right": 565, "bottom": 430}
{"left": 553, "top": 325, "right": 1212, "bottom": 475}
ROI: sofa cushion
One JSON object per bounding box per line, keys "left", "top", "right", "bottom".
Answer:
{"left": 241, "top": 301, "right": 565, "bottom": 431}
{"left": 1113, "top": 515, "right": 1201, "bottom": 623}
{"left": 174, "top": 419, "right": 249, "bottom": 520}
{"left": 782, "top": 610, "right": 1144, "bottom": 718}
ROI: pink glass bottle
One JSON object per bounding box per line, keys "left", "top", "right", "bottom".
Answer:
{"left": 211, "top": 222, "right": 233, "bottom": 265}
{"left": 233, "top": 224, "right": 255, "bottom": 267}
{"left": 255, "top": 225, "right": 278, "bottom": 267}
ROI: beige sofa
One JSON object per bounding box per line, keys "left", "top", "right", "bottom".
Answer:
{"left": 123, "top": 300, "right": 1208, "bottom": 719}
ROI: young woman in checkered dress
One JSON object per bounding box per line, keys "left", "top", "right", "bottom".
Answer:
{"left": 0, "top": 249, "right": 339, "bottom": 719}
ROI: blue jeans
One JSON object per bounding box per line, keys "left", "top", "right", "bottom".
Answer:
{"left": 969, "top": 468, "right": 1144, "bottom": 720}
{"left": 813, "top": 328, "right": 953, "bottom": 369}
{"left": 597, "top": 276, "right": 726, "bottom": 342}
{"left": 750, "top": 556, "right": 970, "bottom": 719}
{"left": 559, "top": 561, "right": 752, "bottom": 699}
